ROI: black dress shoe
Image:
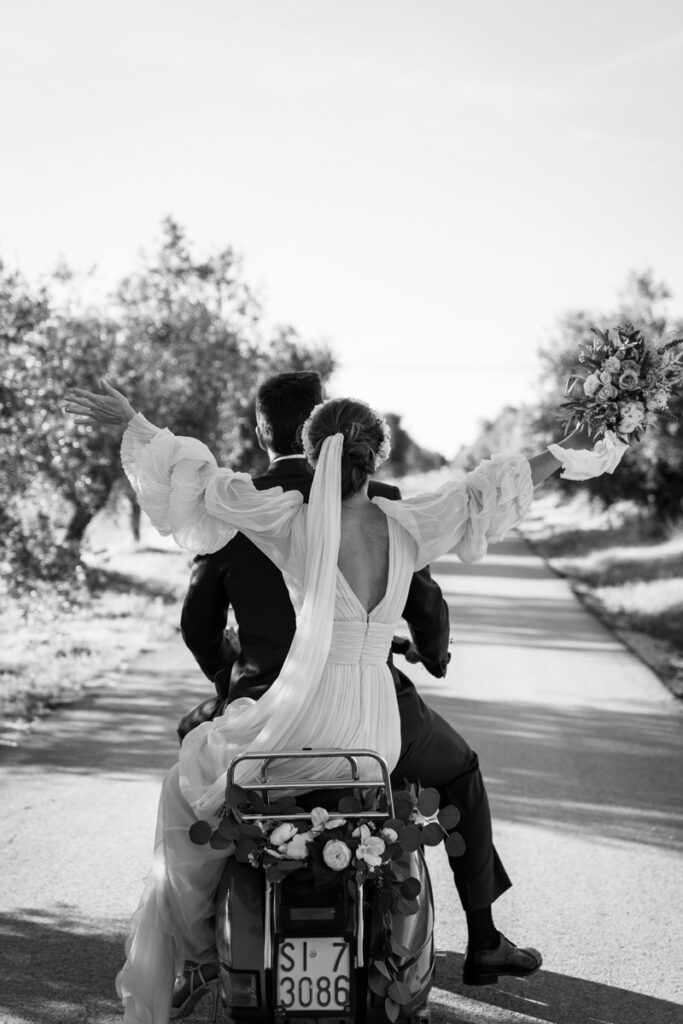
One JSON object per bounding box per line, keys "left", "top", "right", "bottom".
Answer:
{"left": 463, "top": 933, "right": 542, "bottom": 986}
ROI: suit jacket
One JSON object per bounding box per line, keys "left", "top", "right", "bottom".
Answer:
{"left": 180, "top": 457, "right": 450, "bottom": 705}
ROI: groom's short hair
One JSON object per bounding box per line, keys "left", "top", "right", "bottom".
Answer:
{"left": 256, "top": 371, "right": 323, "bottom": 455}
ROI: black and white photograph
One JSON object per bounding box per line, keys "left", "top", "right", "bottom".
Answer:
{"left": 1, "top": 2, "right": 682, "bottom": 1023}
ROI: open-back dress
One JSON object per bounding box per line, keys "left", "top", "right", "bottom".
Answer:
{"left": 115, "top": 413, "right": 534, "bottom": 1024}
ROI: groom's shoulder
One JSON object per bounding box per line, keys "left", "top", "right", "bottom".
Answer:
{"left": 252, "top": 466, "right": 313, "bottom": 497}
{"left": 368, "top": 479, "right": 401, "bottom": 501}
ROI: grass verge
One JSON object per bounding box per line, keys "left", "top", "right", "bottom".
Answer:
{"left": 0, "top": 515, "right": 193, "bottom": 743}
{"left": 520, "top": 491, "right": 683, "bottom": 698}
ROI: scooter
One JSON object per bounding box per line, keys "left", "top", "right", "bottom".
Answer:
{"left": 214, "top": 748, "right": 435, "bottom": 1024}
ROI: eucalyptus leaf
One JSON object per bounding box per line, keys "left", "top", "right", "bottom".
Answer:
{"left": 397, "top": 825, "right": 422, "bottom": 852}
{"left": 384, "top": 997, "right": 400, "bottom": 1022}
{"left": 188, "top": 820, "right": 212, "bottom": 846}
{"left": 421, "top": 822, "right": 445, "bottom": 847}
{"left": 400, "top": 876, "right": 421, "bottom": 899}
{"left": 437, "top": 804, "right": 460, "bottom": 830}
{"left": 445, "top": 831, "right": 466, "bottom": 857}
{"left": 416, "top": 787, "right": 440, "bottom": 816}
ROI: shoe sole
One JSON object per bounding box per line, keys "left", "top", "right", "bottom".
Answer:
{"left": 462, "top": 959, "right": 542, "bottom": 987}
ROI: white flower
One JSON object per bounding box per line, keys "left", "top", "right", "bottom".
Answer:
{"left": 280, "top": 832, "right": 312, "bottom": 860}
{"left": 604, "top": 356, "right": 621, "bottom": 372}
{"left": 411, "top": 809, "right": 439, "bottom": 826}
{"left": 619, "top": 401, "right": 646, "bottom": 433}
{"left": 270, "top": 822, "right": 297, "bottom": 846}
{"left": 353, "top": 824, "right": 385, "bottom": 867}
{"left": 381, "top": 827, "right": 398, "bottom": 843}
{"left": 648, "top": 389, "right": 669, "bottom": 410}
{"left": 322, "top": 840, "right": 352, "bottom": 871}
{"left": 310, "top": 807, "right": 346, "bottom": 831}
{"left": 310, "top": 807, "right": 329, "bottom": 828}
{"left": 598, "top": 384, "right": 618, "bottom": 400}
{"left": 599, "top": 369, "right": 613, "bottom": 385}
{"left": 583, "top": 374, "right": 601, "bottom": 396}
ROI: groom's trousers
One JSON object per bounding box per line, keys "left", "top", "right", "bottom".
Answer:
{"left": 391, "top": 679, "right": 511, "bottom": 912}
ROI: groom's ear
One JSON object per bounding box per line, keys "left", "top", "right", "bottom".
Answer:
{"left": 255, "top": 425, "right": 268, "bottom": 453}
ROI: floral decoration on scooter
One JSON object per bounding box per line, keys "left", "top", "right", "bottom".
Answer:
{"left": 189, "top": 783, "right": 463, "bottom": 1020}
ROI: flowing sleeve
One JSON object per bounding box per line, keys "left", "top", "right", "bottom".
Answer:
{"left": 120, "top": 413, "right": 303, "bottom": 564}
{"left": 374, "top": 453, "right": 533, "bottom": 569}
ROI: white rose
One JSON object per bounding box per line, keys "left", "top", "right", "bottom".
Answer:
{"left": 598, "top": 384, "right": 618, "bottom": 400}
{"left": 599, "top": 369, "right": 613, "bottom": 384}
{"left": 583, "top": 374, "right": 601, "bottom": 396}
{"left": 270, "top": 822, "right": 297, "bottom": 847}
{"left": 322, "top": 840, "right": 352, "bottom": 871}
{"left": 618, "top": 369, "right": 640, "bottom": 391}
{"left": 280, "top": 833, "right": 312, "bottom": 860}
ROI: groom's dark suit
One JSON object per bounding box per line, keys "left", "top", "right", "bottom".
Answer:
{"left": 180, "top": 456, "right": 511, "bottom": 912}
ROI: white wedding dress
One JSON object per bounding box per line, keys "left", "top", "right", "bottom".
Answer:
{"left": 115, "top": 413, "right": 534, "bottom": 1024}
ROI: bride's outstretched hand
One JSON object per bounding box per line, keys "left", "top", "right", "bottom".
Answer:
{"left": 64, "top": 379, "right": 136, "bottom": 428}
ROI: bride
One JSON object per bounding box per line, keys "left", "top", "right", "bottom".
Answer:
{"left": 65, "top": 380, "right": 623, "bottom": 1024}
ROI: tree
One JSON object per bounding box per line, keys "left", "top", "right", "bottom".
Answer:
{"left": 1, "top": 219, "right": 336, "bottom": 579}
{"left": 381, "top": 413, "right": 447, "bottom": 477}
{"left": 452, "top": 405, "right": 538, "bottom": 471}
{"left": 0, "top": 263, "right": 120, "bottom": 581}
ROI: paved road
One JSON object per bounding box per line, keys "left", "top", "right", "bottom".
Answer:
{"left": 1, "top": 535, "right": 682, "bottom": 1024}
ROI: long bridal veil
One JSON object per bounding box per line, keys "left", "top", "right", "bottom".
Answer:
{"left": 178, "top": 432, "right": 346, "bottom": 818}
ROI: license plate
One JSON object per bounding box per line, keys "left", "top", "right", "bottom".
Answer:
{"left": 276, "top": 937, "right": 351, "bottom": 1012}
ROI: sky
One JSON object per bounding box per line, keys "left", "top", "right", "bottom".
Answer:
{"left": 1, "top": 0, "right": 682, "bottom": 457}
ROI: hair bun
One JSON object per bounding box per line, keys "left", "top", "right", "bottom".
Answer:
{"left": 301, "top": 398, "right": 392, "bottom": 499}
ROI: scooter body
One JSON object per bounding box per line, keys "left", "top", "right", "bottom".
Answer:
{"left": 215, "top": 749, "right": 435, "bottom": 1024}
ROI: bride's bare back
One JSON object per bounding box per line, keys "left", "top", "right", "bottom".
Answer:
{"left": 338, "top": 500, "right": 389, "bottom": 615}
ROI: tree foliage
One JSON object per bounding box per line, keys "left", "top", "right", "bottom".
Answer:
{"left": 381, "top": 413, "right": 447, "bottom": 477}
{"left": 1, "top": 219, "right": 335, "bottom": 584}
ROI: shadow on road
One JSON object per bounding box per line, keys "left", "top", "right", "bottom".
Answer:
{"left": 419, "top": 693, "right": 683, "bottom": 853}
{"left": 0, "top": 908, "right": 123, "bottom": 1023}
{"left": 433, "top": 950, "right": 683, "bottom": 1024}
{"left": 0, "top": 662, "right": 193, "bottom": 780}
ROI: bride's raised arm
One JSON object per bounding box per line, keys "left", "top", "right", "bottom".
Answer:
{"left": 64, "top": 381, "right": 303, "bottom": 561}
{"left": 373, "top": 423, "right": 628, "bottom": 570}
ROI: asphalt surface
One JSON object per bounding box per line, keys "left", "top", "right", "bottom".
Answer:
{"left": 1, "top": 534, "right": 682, "bottom": 1024}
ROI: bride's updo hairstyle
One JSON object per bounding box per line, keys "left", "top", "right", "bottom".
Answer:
{"left": 302, "top": 398, "right": 392, "bottom": 499}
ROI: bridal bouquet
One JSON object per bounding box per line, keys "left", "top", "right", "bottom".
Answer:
{"left": 190, "top": 783, "right": 463, "bottom": 1017}
{"left": 560, "top": 324, "right": 683, "bottom": 443}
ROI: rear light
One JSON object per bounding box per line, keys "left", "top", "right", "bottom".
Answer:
{"left": 220, "top": 966, "right": 260, "bottom": 1007}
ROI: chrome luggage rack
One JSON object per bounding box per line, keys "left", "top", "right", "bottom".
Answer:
{"left": 226, "top": 748, "right": 395, "bottom": 972}
{"left": 226, "top": 747, "right": 395, "bottom": 821}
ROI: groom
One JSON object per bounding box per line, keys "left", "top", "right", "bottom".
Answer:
{"left": 178, "top": 370, "right": 541, "bottom": 987}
